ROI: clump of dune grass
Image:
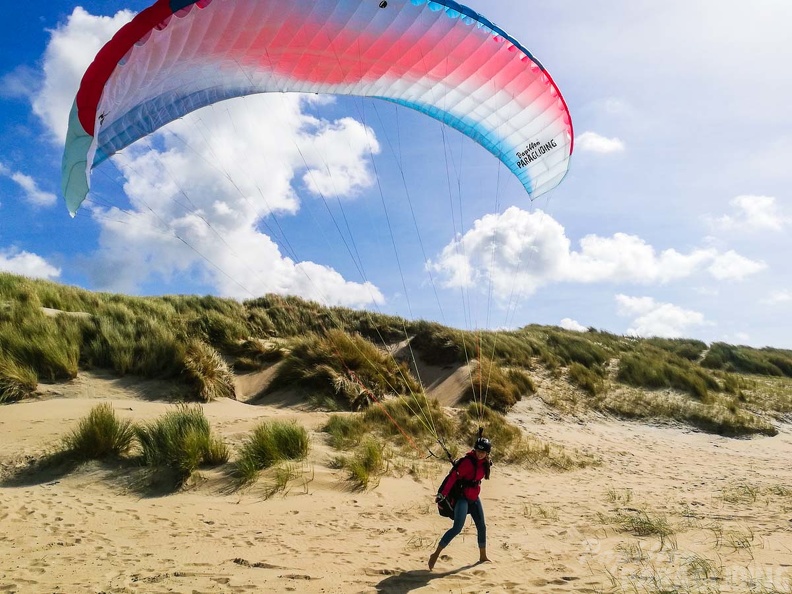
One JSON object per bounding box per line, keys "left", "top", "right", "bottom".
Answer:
{"left": 266, "top": 330, "right": 420, "bottom": 409}
{"left": 182, "top": 339, "right": 236, "bottom": 402}
{"left": 135, "top": 405, "right": 229, "bottom": 488}
{"left": 0, "top": 357, "right": 37, "bottom": 404}
{"left": 645, "top": 337, "right": 708, "bottom": 361}
{"left": 323, "top": 414, "right": 367, "bottom": 450}
{"left": 362, "top": 395, "right": 457, "bottom": 452}
{"left": 62, "top": 403, "right": 135, "bottom": 461}
{"left": 702, "top": 342, "right": 792, "bottom": 377}
{"left": 331, "top": 437, "right": 387, "bottom": 490}
{"left": 84, "top": 306, "right": 184, "bottom": 377}
{"left": 618, "top": 349, "right": 719, "bottom": 401}
{"left": 544, "top": 329, "right": 611, "bottom": 369}
{"left": 231, "top": 338, "right": 287, "bottom": 370}
{"left": 568, "top": 362, "right": 606, "bottom": 396}
{"left": 0, "top": 301, "right": 81, "bottom": 381}
{"left": 234, "top": 420, "right": 310, "bottom": 486}
{"left": 466, "top": 356, "right": 531, "bottom": 411}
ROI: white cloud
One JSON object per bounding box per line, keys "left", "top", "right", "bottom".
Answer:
{"left": 31, "top": 9, "right": 386, "bottom": 308}
{"left": 707, "top": 250, "right": 767, "bottom": 280}
{"left": 567, "top": 233, "right": 714, "bottom": 284}
{"left": 300, "top": 117, "right": 380, "bottom": 197}
{"left": 615, "top": 294, "right": 706, "bottom": 338}
{"left": 575, "top": 131, "right": 625, "bottom": 154}
{"left": 6, "top": 170, "right": 57, "bottom": 207}
{"left": 560, "top": 318, "right": 587, "bottom": 332}
{"left": 0, "top": 248, "right": 61, "bottom": 279}
{"left": 429, "top": 207, "right": 765, "bottom": 297}
{"left": 707, "top": 195, "right": 788, "bottom": 233}
{"left": 86, "top": 96, "right": 383, "bottom": 306}
{"left": 428, "top": 206, "right": 571, "bottom": 295}
{"left": 32, "top": 7, "right": 135, "bottom": 145}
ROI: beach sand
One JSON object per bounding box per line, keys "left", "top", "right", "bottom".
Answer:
{"left": 1, "top": 371, "right": 791, "bottom": 593}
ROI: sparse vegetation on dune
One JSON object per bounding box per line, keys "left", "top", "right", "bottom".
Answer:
{"left": 265, "top": 329, "right": 420, "bottom": 409}
{"left": 1, "top": 272, "right": 791, "bottom": 439}
{"left": 323, "top": 400, "right": 596, "bottom": 483}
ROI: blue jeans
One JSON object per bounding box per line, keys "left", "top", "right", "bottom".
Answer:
{"left": 439, "top": 498, "right": 486, "bottom": 548}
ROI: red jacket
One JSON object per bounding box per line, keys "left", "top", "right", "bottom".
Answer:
{"left": 440, "top": 451, "right": 489, "bottom": 502}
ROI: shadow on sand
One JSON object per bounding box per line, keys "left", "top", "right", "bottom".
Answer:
{"left": 374, "top": 562, "right": 479, "bottom": 593}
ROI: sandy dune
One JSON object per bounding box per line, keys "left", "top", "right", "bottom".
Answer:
{"left": 1, "top": 372, "right": 791, "bottom": 593}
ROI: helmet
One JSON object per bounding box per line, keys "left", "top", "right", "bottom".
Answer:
{"left": 474, "top": 437, "right": 492, "bottom": 453}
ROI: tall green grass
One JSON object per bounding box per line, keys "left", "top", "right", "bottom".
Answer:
{"left": 0, "top": 357, "right": 37, "bottom": 403}
{"left": 234, "top": 420, "right": 310, "bottom": 485}
{"left": 331, "top": 437, "right": 386, "bottom": 490}
{"left": 617, "top": 349, "right": 719, "bottom": 401}
{"left": 323, "top": 414, "right": 367, "bottom": 450}
{"left": 135, "top": 405, "right": 229, "bottom": 487}
{"left": 568, "top": 362, "right": 606, "bottom": 396}
{"left": 0, "top": 272, "right": 789, "bottom": 441}
{"left": 182, "top": 339, "right": 236, "bottom": 402}
{"left": 702, "top": 342, "right": 792, "bottom": 377}
{"left": 0, "top": 300, "right": 81, "bottom": 381}
{"left": 62, "top": 403, "right": 136, "bottom": 461}
{"left": 465, "top": 356, "right": 534, "bottom": 411}
{"left": 362, "top": 395, "right": 456, "bottom": 450}
{"left": 644, "top": 337, "right": 708, "bottom": 361}
{"left": 266, "top": 330, "right": 420, "bottom": 408}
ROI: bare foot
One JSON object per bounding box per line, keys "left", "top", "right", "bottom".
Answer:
{"left": 428, "top": 551, "right": 440, "bottom": 571}
{"left": 478, "top": 556, "right": 491, "bottom": 564}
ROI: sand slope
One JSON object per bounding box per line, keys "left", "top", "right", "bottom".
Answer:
{"left": 1, "top": 372, "right": 791, "bottom": 593}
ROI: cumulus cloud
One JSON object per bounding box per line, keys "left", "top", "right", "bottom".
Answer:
{"left": 559, "top": 318, "right": 587, "bottom": 332}
{"left": 429, "top": 207, "right": 765, "bottom": 297}
{"left": 615, "top": 294, "right": 707, "bottom": 338}
{"left": 428, "top": 207, "right": 571, "bottom": 295}
{"left": 707, "top": 250, "right": 767, "bottom": 280}
{"left": 32, "top": 7, "right": 136, "bottom": 146}
{"left": 300, "top": 117, "right": 380, "bottom": 197}
{"left": 0, "top": 166, "right": 57, "bottom": 207}
{"left": 575, "top": 131, "right": 625, "bottom": 154}
{"left": 0, "top": 248, "right": 61, "bottom": 279}
{"left": 33, "top": 8, "right": 384, "bottom": 307}
{"left": 707, "top": 195, "right": 789, "bottom": 233}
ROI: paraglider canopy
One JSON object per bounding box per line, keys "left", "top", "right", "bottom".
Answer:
{"left": 62, "top": 0, "right": 573, "bottom": 215}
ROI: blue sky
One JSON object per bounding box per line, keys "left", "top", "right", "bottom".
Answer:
{"left": 1, "top": 1, "right": 791, "bottom": 348}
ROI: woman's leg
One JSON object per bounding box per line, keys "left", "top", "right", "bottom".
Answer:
{"left": 429, "top": 499, "right": 469, "bottom": 570}
{"left": 469, "top": 499, "right": 490, "bottom": 562}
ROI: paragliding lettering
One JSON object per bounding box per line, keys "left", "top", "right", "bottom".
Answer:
{"left": 515, "top": 139, "right": 558, "bottom": 169}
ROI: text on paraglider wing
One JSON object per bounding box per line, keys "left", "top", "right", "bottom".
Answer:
{"left": 515, "top": 139, "right": 558, "bottom": 168}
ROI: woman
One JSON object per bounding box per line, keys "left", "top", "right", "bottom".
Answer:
{"left": 429, "top": 437, "right": 492, "bottom": 570}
